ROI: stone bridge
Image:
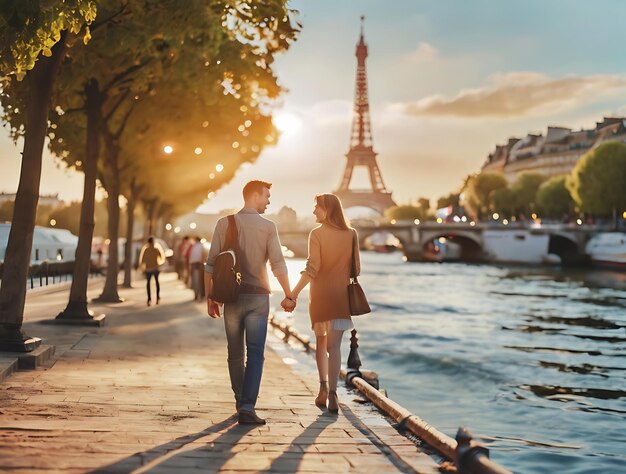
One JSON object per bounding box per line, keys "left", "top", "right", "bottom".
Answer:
{"left": 279, "top": 223, "right": 600, "bottom": 264}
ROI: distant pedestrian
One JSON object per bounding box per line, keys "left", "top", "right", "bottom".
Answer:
{"left": 139, "top": 236, "right": 165, "bottom": 306}
{"left": 184, "top": 237, "right": 195, "bottom": 286}
{"left": 204, "top": 180, "right": 294, "bottom": 425}
{"left": 285, "top": 193, "right": 360, "bottom": 413}
{"left": 175, "top": 236, "right": 191, "bottom": 280}
{"left": 188, "top": 237, "right": 206, "bottom": 301}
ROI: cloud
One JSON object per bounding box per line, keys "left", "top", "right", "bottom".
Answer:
{"left": 406, "top": 42, "right": 439, "bottom": 63}
{"left": 402, "top": 73, "right": 626, "bottom": 118}
{"left": 310, "top": 100, "right": 352, "bottom": 125}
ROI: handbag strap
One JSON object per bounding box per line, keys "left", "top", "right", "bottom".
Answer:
{"left": 350, "top": 230, "right": 358, "bottom": 282}
{"left": 224, "top": 215, "right": 241, "bottom": 253}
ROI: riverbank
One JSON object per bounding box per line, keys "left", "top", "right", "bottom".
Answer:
{"left": 0, "top": 272, "right": 441, "bottom": 473}
{"left": 274, "top": 253, "right": 626, "bottom": 474}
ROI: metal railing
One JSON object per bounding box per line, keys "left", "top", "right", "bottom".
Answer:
{"left": 345, "top": 329, "right": 512, "bottom": 474}
{"left": 268, "top": 316, "right": 512, "bottom": 474}
{"left": 0, "top": 261, "right": 102, "bottom": 290}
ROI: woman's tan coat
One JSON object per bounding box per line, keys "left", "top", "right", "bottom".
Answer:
{"left": 302, "top": 224, "right": 360, "bottom": 325}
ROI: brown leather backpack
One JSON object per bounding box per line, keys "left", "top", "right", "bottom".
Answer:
{"left": 211, "top": 215, "right": 242, "bottom": 303}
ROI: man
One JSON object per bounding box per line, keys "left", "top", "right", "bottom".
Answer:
{"left": 204, "top": 180, "right": 296, "bottom": 425}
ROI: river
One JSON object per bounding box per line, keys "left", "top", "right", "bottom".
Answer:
{"left": 272, "top": 252, "right": 626, "bottom": 474}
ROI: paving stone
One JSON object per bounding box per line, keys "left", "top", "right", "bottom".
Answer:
{"left": 0, "top": 273, "right": 444, "bottom": 473}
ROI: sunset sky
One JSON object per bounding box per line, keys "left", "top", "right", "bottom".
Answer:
{"left": 2, "top": 0, "right": 626, "bottom": 217}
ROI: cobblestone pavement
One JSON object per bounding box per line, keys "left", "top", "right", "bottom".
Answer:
{"left": 0, "top": 272, "right": 439, "bottom": 473}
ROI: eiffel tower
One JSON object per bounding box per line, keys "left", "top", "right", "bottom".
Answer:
{"left": 334, "top": 17, "right": 396, "bottom": 215}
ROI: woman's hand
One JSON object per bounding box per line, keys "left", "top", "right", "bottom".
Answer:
{"left": 281, "top": 296, "right": 296, "bottom": 312}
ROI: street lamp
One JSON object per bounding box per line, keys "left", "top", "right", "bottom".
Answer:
{"left": 163, "top": 145, "right": 173, "bottom": 154}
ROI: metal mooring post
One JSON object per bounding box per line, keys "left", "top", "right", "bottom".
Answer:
{"left": 456, "top": 427, "right": 512, "bottom": 474}
{"left": 346, "top": 329, "right": 363, "bottom": 387}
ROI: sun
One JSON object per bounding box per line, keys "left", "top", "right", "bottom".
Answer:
{"left": 273, "top": 112, "right": 303, "bottom": 135}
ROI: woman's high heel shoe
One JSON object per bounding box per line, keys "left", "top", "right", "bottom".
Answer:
{"left": 315, "top": 381, "right": 328, "bottom": 408}
{"left": 328, "top": 390, "right": 339, "bottom": 413}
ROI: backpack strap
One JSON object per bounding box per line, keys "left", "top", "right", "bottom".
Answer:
{"left": 224, "top": 215, "right": 241, "bottom": 252}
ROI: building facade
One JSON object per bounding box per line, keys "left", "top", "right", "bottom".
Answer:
{"left": 482, "top": 117, "right": 626, "bottom": 182}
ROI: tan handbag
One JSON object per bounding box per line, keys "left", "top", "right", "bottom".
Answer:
{"left": 348, "top": 232, "right": 371, "bottom": 316}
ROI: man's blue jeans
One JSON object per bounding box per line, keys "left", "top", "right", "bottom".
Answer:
{"left": 223, "top": 294, "right": 269, "bottom": 413}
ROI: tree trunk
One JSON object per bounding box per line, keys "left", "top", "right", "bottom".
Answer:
{"left": 55, "top": 79, "right": 105, "bottom": 325}
{"left": 613, "top": 206, "right": 617, "bottom": 231}
{"left": 0, "top": 34, "right": 67, "bottom": 351}
{"left": 145, "top": 198, "right": 159, "bottom": 237}
{"left": 122, "top": 181, "right": 137, "bottom": 288}
{"left": 95, "top": 137, "right": 123, "bottom": 303}
{"left": 148, "top": 202, "right": 156, "bottom": 237}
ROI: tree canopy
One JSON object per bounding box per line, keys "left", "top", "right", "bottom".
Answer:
{"left": 384, "top": 205, "right": 426, "bottom": 222}
{"left": 40, "top": 0, "right": 298, "bottom": 222}
{"left": 462, "top": 171, "right": 508, "bottom": 220}
{"left": 536, "top": 175, "right": 573, "bottom": 219}
{"left": 567, "top": 141, "right": 626, "bottom": 217}
{"left": 0, "top": 0, "right": 96, "bottom": 80}
{"left": 510, "top": 172, "right": 545, "bottom": 217}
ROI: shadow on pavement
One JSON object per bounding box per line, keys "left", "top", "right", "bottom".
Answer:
{"left": 260, "top": 413, "right": 330, "bottom": 473}
{"left": 89, "top": 415, "right": 255, "bottom": 473}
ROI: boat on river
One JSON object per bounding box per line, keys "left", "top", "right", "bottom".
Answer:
{"left": 422, "top": 237, "right": 461, "bottom": 262}
{"left": 0, "top": 223, "right": 78, "bottom": 264}
{"left": 483, "top": 229, "right": 559, "bottom": 265}
{"left": 585, "top": 232, "right": 626, "bottom": 270}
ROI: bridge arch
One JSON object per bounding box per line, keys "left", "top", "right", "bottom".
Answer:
{"left": 357, "top": 229, "right": 410, "bottom": 251}
{"left": 546, "top": 232, "right": 582, "bottom": 265}
{"left": 419, "top": 231, "right": 483, "bottom": 262}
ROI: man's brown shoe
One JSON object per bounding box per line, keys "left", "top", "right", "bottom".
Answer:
{"left": 238, "top": 410, "right": 266, "bottom": 425}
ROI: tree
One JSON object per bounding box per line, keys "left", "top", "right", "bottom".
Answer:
{"left": 0, "top": 1, "right": 96, "bottom": 350}
{"left": 47, "top": 201, "right": 125, "bottom": 238}
{"left": 568, "top": 141, "right": 626, "bottom": 226}
{"left": 536, "top": 175, "right": 574, "bottom": 219}
{"left": 417, "top": 197, "right": 430, "bottom": 213}
{"left": 510, "top": 172, "right": 545, "bottom": 218}
{"left": 48, "top": 0, "right": 298, "bottom": 307}
{"left": 491, "top": 187, "right": 516, "bottom": 218}
{"left": 0, "top": 201, "right": 15, "bottom": 222}
{"left": 436, "top": 193, "right": 460, "bottom": 209}
{"left": 384, "top": 205, "right": 426, "bottom": 222}
{"left": 462, "top": 171, "right": 508, "bottom": 220}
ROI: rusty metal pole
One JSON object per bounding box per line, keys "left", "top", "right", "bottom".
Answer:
{"left": 456, "top": 427, "right": 512, "bottom": 474}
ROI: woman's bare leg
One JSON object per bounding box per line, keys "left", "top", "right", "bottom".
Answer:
{"left": 327, "top": 329, "right": 344, "bottom": 391}
{"left": 315, "top": 334, "right": 329, "bottom": 406}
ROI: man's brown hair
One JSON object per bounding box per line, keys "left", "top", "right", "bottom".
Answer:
{"left": 243, "top": 180, "right": 272, "bottom": 199}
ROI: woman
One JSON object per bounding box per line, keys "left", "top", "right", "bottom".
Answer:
{"left": 286, "top": 194, "right": 360, "bottom": 412}
{"left": 139, "top": 236, "right": 165, "bottom": 306}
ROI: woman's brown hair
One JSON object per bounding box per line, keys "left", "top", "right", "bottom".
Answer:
{"left": 316, "top": 193, "right": 350, "bottom": 230}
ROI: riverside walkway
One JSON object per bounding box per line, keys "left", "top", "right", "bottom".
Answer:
{"left": 0, "top": 273, "right": 440, "bottom": 473}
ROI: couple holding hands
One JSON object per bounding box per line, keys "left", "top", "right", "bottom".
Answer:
{"left": 204, "top": 180, "right": 361, "bottom": 425}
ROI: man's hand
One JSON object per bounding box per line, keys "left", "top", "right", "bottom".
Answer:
{"left": 281, "top": 297, "right": 296, "bottom": 313}
{"left": 207, "top": 298, "right": 223, "bottom": 318}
